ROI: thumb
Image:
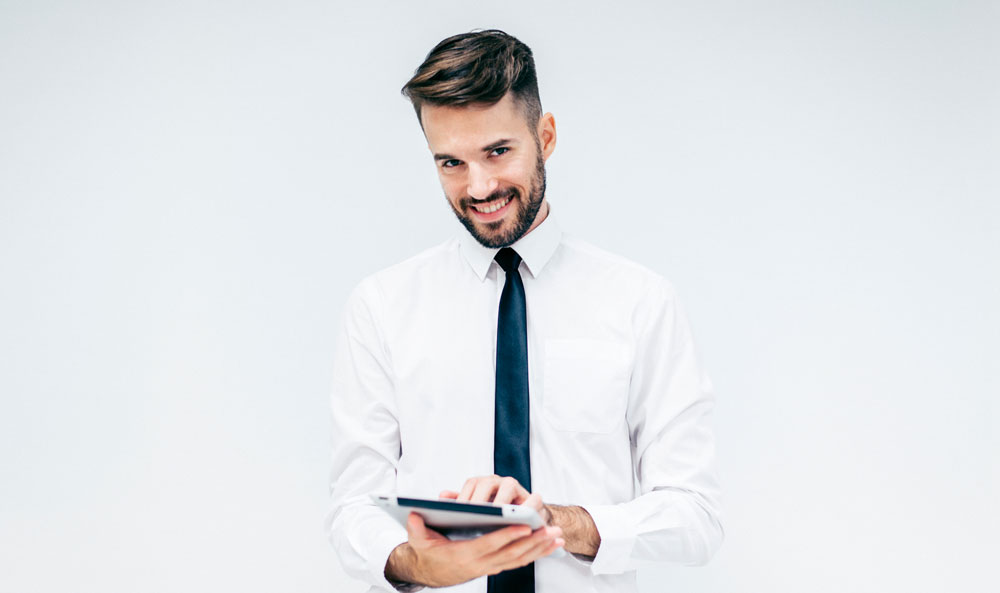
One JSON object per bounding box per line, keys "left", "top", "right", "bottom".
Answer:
{"left": 407, "top": 511, "right": 448, "bottom": 544}
{"left": 406, "top": 512, "right": 427, "bottom": 540}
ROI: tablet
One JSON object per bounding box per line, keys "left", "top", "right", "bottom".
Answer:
{"left": 370, "top": 494, "right": 565, "bottom": 558}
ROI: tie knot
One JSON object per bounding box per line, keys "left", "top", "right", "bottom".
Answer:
{"left": 494, "top": 247, "right": 522, "bottom": 272}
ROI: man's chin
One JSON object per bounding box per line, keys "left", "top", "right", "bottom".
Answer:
{"left": 462, "top": 214, "right": 511, "bottom": 245}
{"left": 470, "top": 230, "right": 513, "bottom": 249}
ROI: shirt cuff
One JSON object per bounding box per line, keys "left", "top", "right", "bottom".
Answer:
{"left": 574, "top": 502, "right": 636, "bottom": 575}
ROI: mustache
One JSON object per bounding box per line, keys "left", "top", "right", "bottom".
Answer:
{"left": 465, "top": 187, "right": 517, "bottom": 207}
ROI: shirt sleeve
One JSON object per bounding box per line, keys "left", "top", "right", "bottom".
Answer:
{"left": 575, "top": 276, "right": 724, "bottom": 574}
{"left": 323, "top": 277, "right": 424, "bottom": 592}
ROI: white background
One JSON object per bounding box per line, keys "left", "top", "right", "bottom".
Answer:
{"left": 1, "top": 1, "right": 997, "bottom": 592}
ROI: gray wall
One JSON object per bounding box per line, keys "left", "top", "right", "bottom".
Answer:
{"left": 1, "top": 1, "right": 996, "bottom": 591}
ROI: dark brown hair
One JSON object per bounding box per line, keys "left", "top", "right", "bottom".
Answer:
{"left": 401, "top": 29, "right": 542, "bottom": 132}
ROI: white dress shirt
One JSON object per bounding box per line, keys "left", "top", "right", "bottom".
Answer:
{"left": 325, "top": 204, "right": 723, "bottom": 593}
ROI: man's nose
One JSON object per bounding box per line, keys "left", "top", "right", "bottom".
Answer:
{"left": 466, "top": 163, "right": 499, "bottom": 201}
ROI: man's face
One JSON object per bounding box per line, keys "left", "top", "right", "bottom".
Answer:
{"left": 421, "top": 92, "right": 549, "bottom": 248}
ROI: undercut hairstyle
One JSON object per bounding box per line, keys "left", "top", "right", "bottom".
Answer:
{"left": 400, "top": 29, "right": 543, "bottom": 133}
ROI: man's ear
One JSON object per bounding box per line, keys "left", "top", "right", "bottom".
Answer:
{"left": 537, "top": 112, "right": 557, "bottom": 162}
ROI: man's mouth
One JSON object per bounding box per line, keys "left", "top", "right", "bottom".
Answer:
{"left": 470, "top": 195, "right": 513, "bottom": 214}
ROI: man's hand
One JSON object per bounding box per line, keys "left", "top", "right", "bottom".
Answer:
{"left": 438, "top": 474, "right": 554, "bottom": 524}
{"left": 385, "top": 476, "right": 564, "bottom": 588}
{"left": 385, "top": 511, "right": 564, "bottom": 589}
{"left": 442, "top": 475, "right": 600, "bottom": 559}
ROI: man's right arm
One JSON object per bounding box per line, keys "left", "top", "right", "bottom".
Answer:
{"left": 325, "top": 278, "right": 415, "bottom": 592}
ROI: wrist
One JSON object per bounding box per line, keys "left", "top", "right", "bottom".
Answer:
{"left": 546, "top": 504, "right": 600, "bottom": 558}
{"left": 547, "top": 503, "right": 569, "bottom": 529}
{"left": 385, "top": 542, "right": 423, "bottom": 589}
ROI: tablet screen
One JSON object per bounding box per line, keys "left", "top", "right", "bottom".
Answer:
{"left": 396, "top": 497, "right": 504, "bottom": 516}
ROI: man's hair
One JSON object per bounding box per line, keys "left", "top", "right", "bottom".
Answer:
{"left": 401, "top": 29, "right": 542, "bottom": 133}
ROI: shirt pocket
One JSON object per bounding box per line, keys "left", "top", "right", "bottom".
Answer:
{"left": 542, "top": 338, "right": 631, "bottom": 434}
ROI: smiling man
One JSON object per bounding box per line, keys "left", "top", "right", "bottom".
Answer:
{"left": 325, "top": 30, "right": 723, "bottom": 593}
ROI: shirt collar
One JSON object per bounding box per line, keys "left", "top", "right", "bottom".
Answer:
{"left": 458, "top": 202, "right": 563, "bottom": 281}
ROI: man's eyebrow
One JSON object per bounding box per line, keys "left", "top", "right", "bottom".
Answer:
{"left": 433, "top": 138, "right": 518, "bottom": 161}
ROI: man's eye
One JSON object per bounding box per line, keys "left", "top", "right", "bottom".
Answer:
{"left": 443, "top": 159, "right": 461, "bottom": 168}
{"left": 491, "top": 147, "right": 510, "bottom": 157}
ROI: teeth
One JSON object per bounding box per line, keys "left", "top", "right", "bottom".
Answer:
{"left": 472, "top": 196, "right": 511, "bottom": 214}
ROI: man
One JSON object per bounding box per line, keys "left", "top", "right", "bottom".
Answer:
{"left": 325, "top": 29, "right": 723, "bottom": 593}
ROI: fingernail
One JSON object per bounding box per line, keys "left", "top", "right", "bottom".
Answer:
{"left": 555, "top": 538, "right": 565, "bottom": 546}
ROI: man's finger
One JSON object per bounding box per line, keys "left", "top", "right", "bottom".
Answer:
{"left": 494, "top": 477, "right": 522, "bottom": 505}
{"left": 469, "top": 523, "right": 533, "bottom": 556}
{"left": 406, "top": 512, "right": 426, "bottom": 540}
{"left": 470, "top": 479, "right": 500, "bottom": 502}
{"left": 487, "top": 526, "right": 562, "bottom": 569}
{"left": 439, "top": 490, "right": 459, "bottom": 499}
{"left": 521, "top": 492, "right": 544, "bottom": 513}
{"left": 458, "top": 477, "right": 479, "bottom": 501}
{"left": 407, "top": 511, "right": 449, "bottom": 543}
{"left": 514, "top": 534, "right": 565, "bottom": 564}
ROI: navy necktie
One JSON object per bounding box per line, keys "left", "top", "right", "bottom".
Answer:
{"left": 489, "top": 247, "right": 534, "bottom": 593}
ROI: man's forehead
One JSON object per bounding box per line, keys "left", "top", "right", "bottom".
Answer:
{"left": 422, "top": 94, "right": 530, "bottom": 148}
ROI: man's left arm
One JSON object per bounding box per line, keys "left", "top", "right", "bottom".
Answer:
{"left": 566, "top": 276, "right": 724, "bottom": 574}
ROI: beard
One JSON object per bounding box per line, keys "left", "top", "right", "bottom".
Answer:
{"left": 447, "top": 146, "right": 547, "bottom": 249}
